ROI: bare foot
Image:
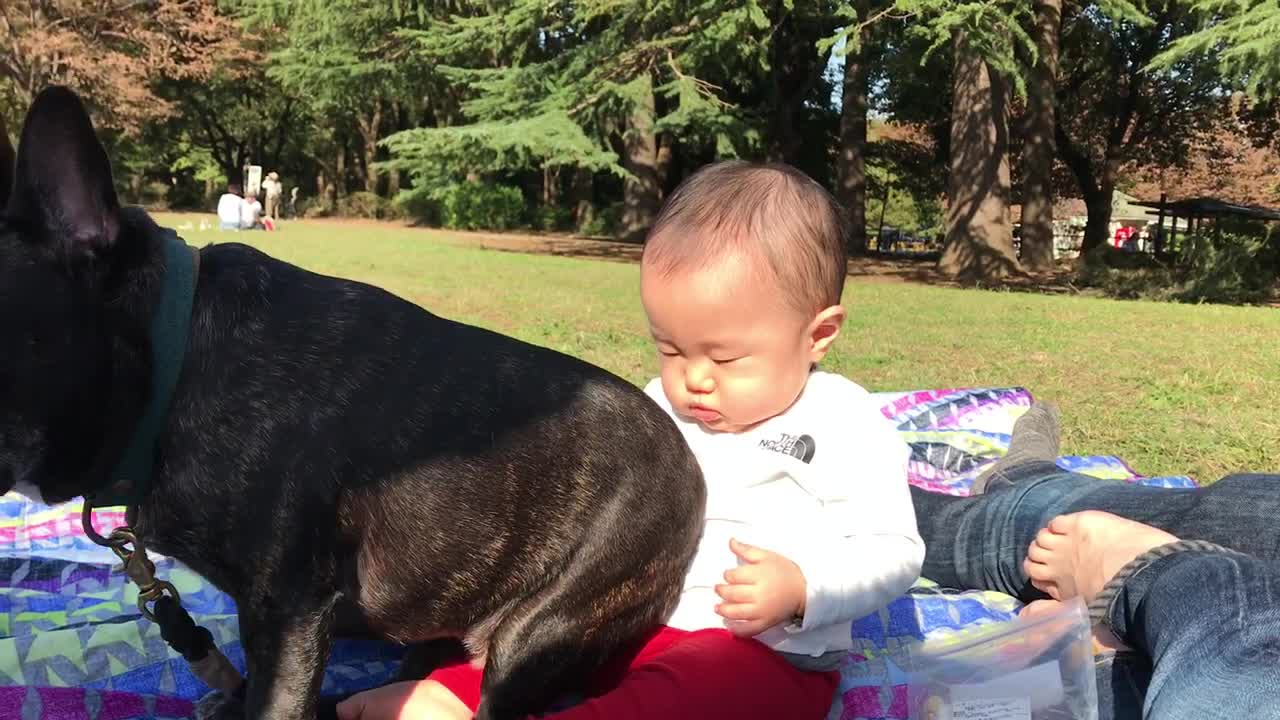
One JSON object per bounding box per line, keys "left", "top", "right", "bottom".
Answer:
{"left": 1019, "top": 599, "right": 1131, "bottom": 653}
{"left": 1023, "top": 510, "right": 1178, "bottom": 603}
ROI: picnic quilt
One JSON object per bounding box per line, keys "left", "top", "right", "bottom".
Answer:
{"left": 0, "top": 387, "right": 1198, "bottom": 720}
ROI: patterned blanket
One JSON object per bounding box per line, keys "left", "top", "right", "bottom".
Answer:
{"left": 0, "top": 387, "right": 1196, "bottom": 720}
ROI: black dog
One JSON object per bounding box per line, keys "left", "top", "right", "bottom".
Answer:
{"left": 0, "top": 87, "right": 705, "bottom": 720}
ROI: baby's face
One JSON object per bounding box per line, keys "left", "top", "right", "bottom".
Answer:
{"left": 641, "top": 254, "right": 823, "bottom": 433}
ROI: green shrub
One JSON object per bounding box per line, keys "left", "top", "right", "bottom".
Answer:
{"left": 336, "top": 191, "right": 390, "bottom": 219}
{"left": 1074, "top": 230, "right": 1278, "bottom": 305}
{"left": 301, "top": 199, "right": 331, "bottom": 219}
{"left": 532, "top": 205, "right": 573, "bottom": 232}
{"left": 1177, "top": 231, "right": 1277, "bottom": 304}
{"left": 393, "top": 191, "right": 440, "bottom": 226}
{"left": 165, "top": 179, "right": 211, "bottom": 211}
{"left": 436, "top": 182, "right": 526, "bottom": 231}
{"left": 578, "top": 202, "right": 624, "bottom": 237}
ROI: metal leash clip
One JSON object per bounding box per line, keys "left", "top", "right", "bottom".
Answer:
{"left": 82, "top": 505, "right": 182, "bottom": 622}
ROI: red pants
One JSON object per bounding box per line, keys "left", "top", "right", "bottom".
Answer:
{"left": 430, "top": 626, "right": 839, "bottom": 719}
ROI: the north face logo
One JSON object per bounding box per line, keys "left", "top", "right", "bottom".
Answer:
{"left": 758, "top": 433, "right": 816, "bottom": 464}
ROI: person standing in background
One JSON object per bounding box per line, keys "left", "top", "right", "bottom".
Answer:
{"left": 262, "top": 171, "right": 283, "bottom": 220}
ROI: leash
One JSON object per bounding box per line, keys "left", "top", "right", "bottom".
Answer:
{"left": 80, "top": 239, "right": 245, "bottom": 696}
{"left": 82, "top": 500, "right": 244, "bottom": 694}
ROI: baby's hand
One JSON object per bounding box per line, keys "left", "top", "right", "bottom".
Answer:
{"left": 715, "top": 538, "right": 807, "bottom": 637}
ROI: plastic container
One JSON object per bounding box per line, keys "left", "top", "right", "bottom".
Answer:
{"left": 904, "top": 598, "right": 1098, "bottom": 720}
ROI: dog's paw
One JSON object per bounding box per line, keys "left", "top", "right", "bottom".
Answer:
{"left": 194, "top": 689, "right": 245, "bottom": 720}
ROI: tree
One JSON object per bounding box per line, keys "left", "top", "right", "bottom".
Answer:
{"left": 1125, "top": 106, "right": 1280, "bottom": 207}
{"left": 1154, "top": 0, "right": 1280, "bottom": 99}
{"left": 623, "top": 74, "right": 662, "bottom": 240}
{"left": 162, "top": 58, "right": 305, "bottom": 187}
{"left": 242, "top": 0, "right": 437, "bottom": 197}
{"left": 839, "top": 34, "right": 871, "bottom": 254}
{"left": 940, "top": 32, "right": 1019, "bottom": 278}
{"left": 826, "top": 1, "right": 878, "bottom": 254}
{"left": 867, "top": 121, "right": 946, "bottom": 240}
{"left": 1055, "top": 1, "right": 1223, "bottom": 253}
{"left": 764, "top": 3, "right": 842, "bottom": 165}
{"left": 385, "top": 0, "right": 774, "bottom": 238}
{"left": 1018, "top": 0, "right": 1063, "bottom": 271}
{"left": 0, "top": 114, "right": 13, "bottom": 204}
{"left": 0, "top": 1, "right": 240, "bottom": 132}
{"left": 885, "top": 0, "right": 1034, "bottom": 278}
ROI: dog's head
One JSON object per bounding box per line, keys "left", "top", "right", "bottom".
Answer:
{"left": 0, "top": 87, "right": 149, "bottom": 503}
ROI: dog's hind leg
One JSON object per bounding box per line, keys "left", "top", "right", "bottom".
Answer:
{"left": 472, "top": 601, "right": 605, "bottom": 720}
{"left": 472, "top": 577, "right": 671, "bottom": 720}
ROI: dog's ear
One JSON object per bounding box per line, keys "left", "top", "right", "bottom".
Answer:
{"left": 8, "top": 86, "right": 120, "bottom": 255}
{"left": 0, "top": 114, "right": 13, "bottom": 210}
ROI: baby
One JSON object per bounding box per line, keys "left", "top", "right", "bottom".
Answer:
{"left": 337, "top": 161, "right": 924, "bottom": 719}
{"left": 641, "top": 160, "right": 924, "bottom": 667}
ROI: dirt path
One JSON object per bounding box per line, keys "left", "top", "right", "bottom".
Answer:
{"left": 296, "top": 217, "right": 1083, "bottom": 293}
{"left": 433, "top": 226, "right": 1083, "bottom": 293}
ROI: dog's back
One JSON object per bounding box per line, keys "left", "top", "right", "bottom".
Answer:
{"left": 144, "top": 238, "right": 706, "bottom": 717}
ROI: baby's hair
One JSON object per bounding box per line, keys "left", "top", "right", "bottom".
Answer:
{"left": 642, "top": 160, "right": 849, "bottom": 314}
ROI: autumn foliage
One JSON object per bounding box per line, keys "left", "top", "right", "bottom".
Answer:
{"left": 0, "top": 0, "right": 243, "bottom": 132}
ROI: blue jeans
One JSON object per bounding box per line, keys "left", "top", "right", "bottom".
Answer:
{"left": 911, "top": 463, "right": 1280, "bottom": 720}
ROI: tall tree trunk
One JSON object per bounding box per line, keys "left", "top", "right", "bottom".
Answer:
{"left": 543, "top": 166, "right": 561, "bottom": 206}
{"left": 571, "top": 167, "right": 595, "bottom": 232}
{"left": 764, "top": 6, "right": 809, "bottom": 165}
{"left": 0, "top": 115, "right": 14, "bottom": 205}
{"left": 387, "top": 102, "right": 407, "bottom": 198}
{"left": 355, "top": 99, "right": 384, "bottom": 195}
{"left": 655, "top": 134, "right": 673, "bottom": 203}
{"left": 621, "top": 73, "right": 660, "bottom": 242}
{"left": 837, "top": 6, "right": 870, "bottom": 255}
{"left": 1020, "top": 0, "right": 1062, "bottom": 271}
{"left": 940, "top": 32, "right": 1020, "bottom": 279}
{"left": 334, "top": 145, "right": 347, "bottom": 202}
{"left": 388, "top": 167, "right": 402, "bottom": 198}
{"left": 1081, "top": 156, "right": 1121, "bottom": 253}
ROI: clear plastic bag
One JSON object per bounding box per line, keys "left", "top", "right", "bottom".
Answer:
{"left": 905, "top": 598, "right": 1098, "bottom": 720}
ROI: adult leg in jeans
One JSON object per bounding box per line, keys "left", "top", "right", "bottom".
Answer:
{"left": 1025, "top": 511, "right": 1280, "bottom": 719}
{"left": 912, "top": 468, "right": 1280, "bottom": 598}
{"left": 1102, "top": 549, "right": 1280, "bottom": 718}
{"left": 913, "top": 403, "right": 1280, "bottom": 597}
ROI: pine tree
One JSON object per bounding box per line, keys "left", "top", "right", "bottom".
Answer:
{"left": 382, "top": 0, "right": 775, "bottom": 238}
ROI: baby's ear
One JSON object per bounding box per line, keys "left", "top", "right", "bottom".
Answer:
{"left": 807, "top": 305, "right": 846, "bottom": 360}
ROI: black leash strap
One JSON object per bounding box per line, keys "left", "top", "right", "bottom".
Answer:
{"left": 82, "top": 501, "right": 244, "bottom": 694}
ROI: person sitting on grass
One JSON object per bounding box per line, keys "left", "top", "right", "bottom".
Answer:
{"left": 337, "top": 161, "right": 925, "bottom": 720}
{"left": 240, "top": 190, "right": 276, "bottom": 231}
{"left": 240, "top": 190, "right": 264, "bottom": 230}
{"left": 911, "top": 403, "right": 1280, "bottom": 720}
{"left": 216, "top": 183, "right": 242, "bottom": 231}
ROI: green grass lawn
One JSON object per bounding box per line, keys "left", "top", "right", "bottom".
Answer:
{"left": 156, "top": 213, "right": 1280, "bottom": 483}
